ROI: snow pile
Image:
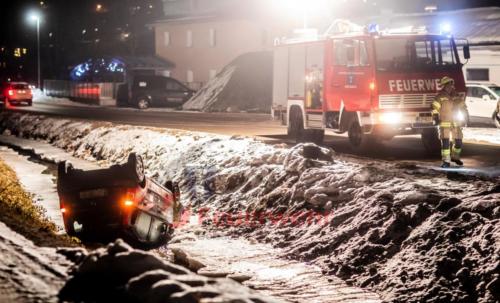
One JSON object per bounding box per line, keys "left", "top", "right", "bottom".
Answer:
{"left": 1, "top": 112, "right": 499, "bottom": 303}
{"left": 464, "top": 127, "right": 500, "bottom": 145}
{"left": 59, "top": 239, "right": 282, "bottom": 303}
{"left": 183, "top": 51, "right": 273, "bottom": 113}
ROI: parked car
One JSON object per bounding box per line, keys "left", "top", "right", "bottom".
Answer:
{"left": 0, "top": 82, "right": 33, "bottom": 107}
{"left": 465, "top": 83, "right": 500, "bottom": 128}
{"left": 117, "top": 75, "right": 195, "bottom": 109}
{"left": 57, "top": 153, "right": 181, "bottom": 245}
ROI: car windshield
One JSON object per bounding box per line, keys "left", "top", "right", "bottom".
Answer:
{"left": 489, "top": 86, "right": 500, "bottom": 97}
{"left": 375, "top": 37, "right": 460, "bottom": 72}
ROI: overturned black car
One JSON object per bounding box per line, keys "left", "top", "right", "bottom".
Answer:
{"left": 57, "top": 153, "right": 181, "bottom": 245}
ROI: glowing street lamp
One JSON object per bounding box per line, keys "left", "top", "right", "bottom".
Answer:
{"left": 440, "top": 22, "right": 452, "bottom": 35}
{"left": 272, "top": 0, "right": 329, "bottom": 29}
{"left": 28, "top": 12, "right": 41, "bottom": 89}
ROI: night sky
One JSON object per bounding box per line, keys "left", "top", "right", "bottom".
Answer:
{"left": 0, "top": 0, "right": 499, "bottom": 82}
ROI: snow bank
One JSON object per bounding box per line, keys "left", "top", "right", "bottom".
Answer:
{"left": 464, "top": 127, "right": 500, "bottom": 145}
{"left": 59, "top": 239, "right": 282, "bottom": 303}
{"left": 183, "top": 51, "right": 272, "bottom": 112}
{"left": 1, "top": 112, "right": 499, "bottom": 303}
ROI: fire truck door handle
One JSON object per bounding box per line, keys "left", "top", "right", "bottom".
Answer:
{"left": 332, "top": 83, "right": 340, "bottom": 87}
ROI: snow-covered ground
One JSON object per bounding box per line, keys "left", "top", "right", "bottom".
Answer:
{"left": 0, "top": 112, "right": 499, "bottom": 303}
{"left": 0, "top": 147, "right": 64, "bottom": 229}
{"left": 0, "top": 220, "right": 72, "bottom": 303}
{"left": 463, "top": 127, "right": 500, "bottom": 145}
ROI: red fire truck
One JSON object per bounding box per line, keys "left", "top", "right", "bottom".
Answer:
{"left": 272, "top": 29, "right": 470, "bottom": 151}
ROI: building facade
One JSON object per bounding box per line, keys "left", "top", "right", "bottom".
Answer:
{"left": 150, "top": 0, "right": 292, "bottom": 89}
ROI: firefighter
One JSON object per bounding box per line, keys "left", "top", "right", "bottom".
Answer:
{"left": 431, "top": 76, "right": 467, "bottom": 168}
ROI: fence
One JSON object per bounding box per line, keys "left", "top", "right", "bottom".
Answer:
{"left": 44, "top": 80, "right": 121, "bottom": 106}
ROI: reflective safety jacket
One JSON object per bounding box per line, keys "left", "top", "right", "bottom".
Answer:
{"left": 431, "top": 91, "right": 467, "bottom": 127}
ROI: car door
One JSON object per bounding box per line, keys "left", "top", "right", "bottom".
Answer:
{"left": 469, "top": 86, "right": 497, "bottom": 118}
{"left": 480, "top": 87, "right": 499, "bottom": 118}
{"left": 466, "top": 86, "right": 484, "bottom": 117}
{"left": 151, "top": 77, "right": 168, "bottom": 105}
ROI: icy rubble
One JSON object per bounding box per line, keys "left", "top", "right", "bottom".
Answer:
{"left": 0, "top": 112, "right": 499, "bottom": 303}
{"left": 59, "top": 239, "right": 282, "bottom": 303}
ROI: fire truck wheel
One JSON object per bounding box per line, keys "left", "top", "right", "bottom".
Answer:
{"left": 421, "top": 128, "right": 441, "bottom": 155}
{"left": 288, "top": 107, "right": 304, "bottom": 140}
{"left": 347, "top": 120, "right": 374, "bottom": 151}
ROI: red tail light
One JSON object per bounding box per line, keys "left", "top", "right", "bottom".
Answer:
{"left": 123, "top": 188, "right": 137, "bottom": 208}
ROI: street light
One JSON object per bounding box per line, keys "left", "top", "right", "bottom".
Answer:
{"left": 271, "top": 0, "right": 329, "bottom": 29}
{"left": 28, "top": 12, "right": 41, "bottom": 89}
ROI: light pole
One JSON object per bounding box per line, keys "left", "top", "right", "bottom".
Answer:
{"left": 29, "top": 13, "right": 41, "bottom": 89}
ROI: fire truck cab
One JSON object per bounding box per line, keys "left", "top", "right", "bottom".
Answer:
{"left": 273, "top": 29, "right": 470, "bottom": 151}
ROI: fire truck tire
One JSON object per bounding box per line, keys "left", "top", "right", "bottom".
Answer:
{"left": 288, "top": 107, "right": 325, "bottom": 144}
{"left": 288, "top": 106, "right": 303, "bottom": 140}
{"left": 347, "top": 120, "right": 375, "bottom": 152}
{"left": 421, "top": 128, "right": 441, "bottom": 155}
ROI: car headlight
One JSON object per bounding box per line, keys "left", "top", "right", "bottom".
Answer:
{"left": 379, "top": 112, "right": 402, "bottom": 124}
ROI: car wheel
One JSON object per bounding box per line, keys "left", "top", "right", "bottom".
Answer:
{"left": 127, "top": 153, "right": 146, "bottom": 187}
{"left": 57, "top": 161, "right": 74, "bottom": 189}
{"left": 494, "top": 111, "right": 500, "bottom": 129}
{"left": 137, "top": 97, "right": 150, "bottom": 110}
{"left": 63, "top": 216, "right": 77, "bottom": 237}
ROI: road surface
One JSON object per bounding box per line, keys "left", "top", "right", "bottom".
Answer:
{"left": 2, "top": 100, "right": 500, "bottom": 169}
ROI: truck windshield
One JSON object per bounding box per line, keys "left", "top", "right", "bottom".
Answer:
{"left": 375, "top": 37, "right": 460, "bottom": 72}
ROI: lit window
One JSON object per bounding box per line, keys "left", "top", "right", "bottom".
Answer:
{"left": 187, "top": 70, "right": 194, "bottom": 83}
{"left": 164, "top": 32, "right": 170, "bottom": 46}
{"left": 186, "top": 30, "right": 193, "bottom": 47}
{"left": 209, "top": 29, "right": 216, "bottom": 47}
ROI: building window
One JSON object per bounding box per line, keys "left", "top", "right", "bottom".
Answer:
{"left": 466, "top": 68, "right": 489, "bottom": 81}
{"left": 164, "top": 32, "right": 170, "bottom": 47}
{"left": 209, "top": 28, "right": 216, "bottom": 47}
{"left": 186, "top": 30, "right": 193, "bottom": 47}
{"left": 209, "top": 69, "right": 217, "bottom": 80}
{"left": 187, "top": 70, "right": 194, "bottom": 82}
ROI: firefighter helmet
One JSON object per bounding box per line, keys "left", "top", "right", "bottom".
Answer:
{"left": 440, "top": 76, "right": 455, "bottom": 87}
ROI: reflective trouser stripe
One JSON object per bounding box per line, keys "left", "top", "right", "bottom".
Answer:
{"left": 441, "top": 138, "right": 451, "bottom": 162}
{"left": 452, "top": 138, "right": 462, "bottom": 160}
{"left": 440, "top": 122, "right": 452, "bottom": 127}
{"left": 452, "top": 148, "right": 462, "bottom": 160}
{"left": 441, "top": 148, "right": 451, "bottom": 162}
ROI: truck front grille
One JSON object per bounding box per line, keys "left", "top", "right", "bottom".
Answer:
{"left": 378, "top": 94, "right": 436, "bottom": 109}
